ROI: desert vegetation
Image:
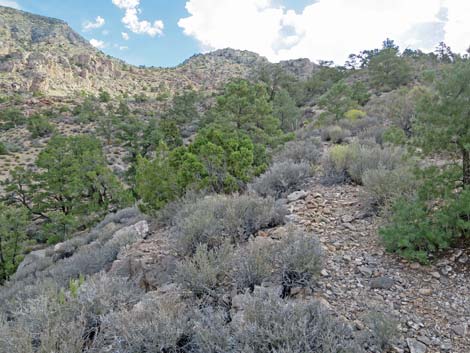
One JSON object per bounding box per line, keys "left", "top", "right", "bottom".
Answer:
{"left": 0, "top": 12, "right": 469, "bottom": 351}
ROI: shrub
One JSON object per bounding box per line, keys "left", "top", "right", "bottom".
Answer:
{"left": 250, "top": 161, "right": 312, "bottom": 199}
{"left": 230, "top": 287, "right": 362, "bottom": 353}
{"left": 321, "top": 125, "right": 350, "bottom": 144}
{"left": 274, "top": 138, "right": 322, "bottom": 165}
{"left": 381, "top": 186, "right": 470, "bottom": 264}
{"left": 175, "top": 242, "right": 232, "bottom": 299}
{"left": 0, "top": 141, "right": 7, "bottom": 155}
{"left": 95, "top": 292, "right": 194, "bottom": 353}
{"left": 323, "top": 143, "right": 406, "bottom": 185}
{"left": 272, "top": 228, "right": 323, "bottom": 295}
{"left": 230, "top": 239, "right": 275, "bottom": 292}
{"left": 362, "top": 167, "right": 418, "bottom": 209}
{"left": 27, "top": 114, "right": 55, "bottom": 138}
{"left": 364, "top": 311, "right": 399, "bottom": 351}
{"left": 172, "top": 194, "right": 286, "bottom": 256}
{"left": 347, "top": 144, "right": 405, "bottom": 184}
{"left": 382, "top": 126, "right": 407, "bottom": 145}
{"left": 344, "top": 109, "right": 366, "bottom": 121}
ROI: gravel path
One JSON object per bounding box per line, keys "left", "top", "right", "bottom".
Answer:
{"left": 287, "top": 179, "right": 470, "bottom": 353}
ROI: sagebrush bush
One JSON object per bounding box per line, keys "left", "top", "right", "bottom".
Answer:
{"left": 175, "top": 242, "right": 232, "bottom": 298}
{"left": 362, "top": 167, "right": 418, "bottom": 209}
{"left": 230, "top": 228, "right": 322, "bottom": 294}
{"left": 321, "top": 125, "right": 350, "bottom": 144}
{"left": 93, "top": 292, "right": 193, "bottom": 353}
{"left": 272, "top": 228, "right": 323, "bottom": 295}
{"left": 230, "top": 239, "right": 275, "bottom": 292}
{"left": 229, "top": 287, "right": 362, "bottom": 353}
{"left": 274, "top": 138, "right": 322, "bottom": 165}
{"left": 250, "top": 161, "right": 312, "bottom": 199}
{"left": 172, "top": 194, "right": 286, "bottom": 256}
{"left": 323, "top": 143, "right": 406, "bottom": 185}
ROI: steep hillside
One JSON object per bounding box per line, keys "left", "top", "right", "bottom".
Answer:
{"left": 0, "top": 6, "right": 316, "bottom": 97}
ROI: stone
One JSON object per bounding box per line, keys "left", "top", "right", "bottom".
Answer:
{"left": 341, "top": 214, "right": 354, "bottom": 223}
{"left": 418, "top": 288, "right": 433, "bottom": 296}
{"left": 440, "top": 340, "right": 452, "bottom": 351}
{"left": 406, "top": 338, "right": 427, "bottom": 353}
{"left": 457, "top": 253, "right": 468, "bottom": 264}
{"left": 320, "top": 269, "right": 330, "bottom": 277}
{"left": 451, "top": 323, "right": 467, "bottom": 337}
{"left": 343, "top": 223, "right": 356, "bottom": 231}
{"left": 287, "top": 190, "right": 308, "bottom": 203}
{"left": 410, "top": 262, "right": 421, "bottom": 270}
{"left": 370, "top": 276, "right": 394, "bottom": 290}
{"left": 358, "top": 266, "right": 373, "bottom": 277}
{"left": 430, "top": 271, "right": 441, "bottom": 279}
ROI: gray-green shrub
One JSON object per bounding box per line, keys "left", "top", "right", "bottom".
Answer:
{"left": 250, "top": 161, "right": 312, "bottom": 199}
{"left": 172, "top": 194, "right": 286, "bottom": 256}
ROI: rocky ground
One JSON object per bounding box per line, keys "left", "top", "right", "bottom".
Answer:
{"left": 286, "top": 179, "right": 470, "bottom": 353}
{"left": 113, "top": 178, "right": 469, "bottom": 352}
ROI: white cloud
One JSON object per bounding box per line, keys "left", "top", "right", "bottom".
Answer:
{"left": 178, "top": 0, "right": 470, "bottom": 64}
{"left": 83, "top": 16, "right": 106, "bottom": 31}
{"left": 119, "top": 46, "right": 129, "bottom": 50}
{"left": 122, "top": 32, "right": 130, "bottom": 40}
{"left": 0, "top": 0, "right": 20, "bottom": 9}
{"left": 112, "top": 0, "right": 164, "bottom": 37}
{"left": 90, "top": 38, "right": 106, "bottom": 49}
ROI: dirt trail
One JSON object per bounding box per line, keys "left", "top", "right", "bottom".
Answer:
{"left": 288, "top": 178, "right": 470, "bottom": 353}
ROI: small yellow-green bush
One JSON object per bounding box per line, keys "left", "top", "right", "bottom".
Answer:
{"left": 344, "top": 109, "right": 366, "bottom": 121}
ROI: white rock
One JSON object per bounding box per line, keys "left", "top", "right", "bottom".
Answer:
{"left": 287, "top": 190, "right": 308, "bottom": 203}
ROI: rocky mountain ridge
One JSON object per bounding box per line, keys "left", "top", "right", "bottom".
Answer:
{"left": 0, "top": 6, "right": 317, "bottom": 98}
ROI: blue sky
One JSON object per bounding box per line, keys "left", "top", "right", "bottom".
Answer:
{"left": 2, "top": 0, "right": 469, "bottom": 68}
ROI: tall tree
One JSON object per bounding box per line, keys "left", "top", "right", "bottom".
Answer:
{"left": 0, "top": 204, "right": 29, "bottom": 283}
{"left": 416, "top": 61, "right": 470, "bottom": 188}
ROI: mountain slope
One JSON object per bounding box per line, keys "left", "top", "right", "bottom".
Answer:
{"left": 0, "top": 6, "right": 317, "bottom": 97}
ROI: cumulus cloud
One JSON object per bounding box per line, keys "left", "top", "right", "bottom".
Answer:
{"left": 0, "top": 0, "right": 20, "bottom": 9}
{"left": 112, "top": 0, "right": 164, "bottom": 37}
{"left": 122, "top": 32, "right": 130, "bottom": 40}
{"left": 178, "top": 0, "right": 470, "bottom": 64}
{"left": 90, "top": 38, "right": 106, "bottom": 49}
{"left": 83, "top": 16, "right": 106, "bottom": 31}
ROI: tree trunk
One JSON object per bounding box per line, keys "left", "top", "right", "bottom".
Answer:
{"left": 463, "top": 148, "right": 470, "bottom": 189}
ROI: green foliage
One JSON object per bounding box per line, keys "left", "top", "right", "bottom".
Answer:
{"left": 319, "top": 80, "right": 359, "bottom": 119}
{"left": 0, "top": 205, "right": 29, "bottom": 283}
{"left": 136, "top": 127, "right": 261, "bottom": 211}
{"left": 272, "top": 88, "right": 302, "bottom": 132}
{"left": 382, "top": 126, "right": 407, "bottom": 145}
{"left": 98, "top": 90, "right": 111, "bottom": 103}
{"left": 368, "top": 48, "right": 412, "bottom": 91}
{"left": 344, "top": 109, "right": 366, "bottom": 121}
{"left": 135, "top": 145, "right": 180, "bottom": 212}
{"left": 27, "top": 114, "right": 55, "bottom": 138}
{"left": 0, "top": 141, "right": 7, "bottom": 155}
{"left": 415, "top": 61, "right": 470, "bottom": 187}
{"left": 159, "top": 119, "right": 182, "bottom": 149}
{"left": 380, "top": 167, "right": 470, "bottom": 263}
{"left": 5, "top": 135, "right": 130, "bottom": 243}
{"left": 134, "top": 93, "right": 148, "bottom": 103}
{"left": 164, "top": 90, "right": 200, "bottom": 126}
{"left": 73, "top": 97, "right": 102, "bottom": 123}
{"left": 210, "top": 79, "right": 283, "bottom": 146}
{"left": 0, "top": 108, "right": 26, "bottom": 130}
{"left": 303, "top": 65, "right": 346, "bottom": 99}
{"left": 350, "top": 81, "right": 371, "bottom": 105}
